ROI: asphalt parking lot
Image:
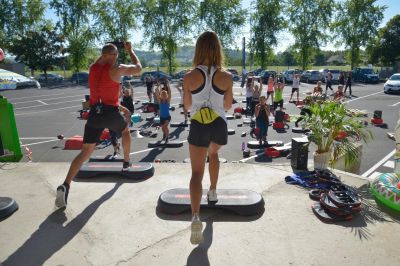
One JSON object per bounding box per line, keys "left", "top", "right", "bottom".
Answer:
{"left": 1, "top": 80, "right": 399, "bottom": 176}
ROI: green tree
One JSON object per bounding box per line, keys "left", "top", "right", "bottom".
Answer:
{"left": 50, "top": 0, "right": 96, "bottom": 72}
{"left": 8, "top": 22, "right": 63, "bottom": 78}
{"left": 199, "top": 0, "right": 246, "bottom": 48}
{"left": 0, "top": 0, "right": 46, "bottom": 47}
{"left": 140, "top": 0, "right": 197, "bottom": 75}
{"left": 250, "top": 0, "right": 285, "bottom": 69}
{"left": 369, "top": 15, "right": 400, "bottom": 68}
{"left": 286, "top": 0, "right": 335, "bottom": 70}
{"left": 94, "top": 0, "right": 139, "bottom": 63}
{"left": 333, "top": 0, "right": 385, "bottom": 69}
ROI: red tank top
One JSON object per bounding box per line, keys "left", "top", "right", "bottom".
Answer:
{"left": 89, "top": 63, "right": 120, "bottom": 106}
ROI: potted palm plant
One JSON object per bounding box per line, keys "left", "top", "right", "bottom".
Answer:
{"left": 301, "top": 101, "right": 373, "bottom": 170}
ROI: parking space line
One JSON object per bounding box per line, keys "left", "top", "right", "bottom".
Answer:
{"left": 36, "top": 100, "right": 48, "bottom": 105}
{"left": 20, "top": 137, "right": 58, "bottom": 140}
{"left": 6, "top": 92, "right": 67, "bottom": 101}
{"left": 390, "top": 101, "right": 400, "bottom": 107}
{"left": 21, "top": 139, "right": 59, "bottom": 147}
{"left": 13, "top": 94, "right": 83, "bottom": 104}
{"left": 344, "top": 91, "right": 382, "bottom": 103}
{"left": 15, "top": 105, "right": 82, "bottom": 116}
{"left": 383, "top": 160, "right": 395, "bottom": 169}
{"left": 15, "top": 99, "right": 82, "bottom": 110}
{"left": 361, "top": 149, "right": 395, "bottom": 177}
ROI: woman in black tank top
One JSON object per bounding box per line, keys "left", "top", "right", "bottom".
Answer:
{"left": 255, "top": 96, "right": 271, "bottom": 144}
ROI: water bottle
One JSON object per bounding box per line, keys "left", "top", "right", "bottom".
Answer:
{"left": 395, "top": 110, "right": 400, "bottom": 176}
{"left": 242, "top": 141, "right": 246, "bottom": 151}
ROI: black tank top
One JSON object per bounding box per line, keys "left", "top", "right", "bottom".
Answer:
{"left": 257, "top": 105, "right": 269, "bottom": 122}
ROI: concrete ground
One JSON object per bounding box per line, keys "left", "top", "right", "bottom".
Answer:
{"left": 1, "top": 163, "right": 399, "bottom": 266}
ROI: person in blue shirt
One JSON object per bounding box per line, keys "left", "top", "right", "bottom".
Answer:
{"left": 154, "top": 82, "right": 171, "bottom": 142}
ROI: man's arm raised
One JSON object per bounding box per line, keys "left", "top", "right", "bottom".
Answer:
{"left": 118, "top": 42, "right": 142, "bottom": 76}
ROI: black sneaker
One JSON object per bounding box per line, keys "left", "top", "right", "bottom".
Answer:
{"left": 165, "top": 137, "right": 169, "bottom": 143}
{"left": 122, "top": 161, "right": 130, "bottom": 171}
{"left": 55, "top": 183, "right": 69, "bottom": 208}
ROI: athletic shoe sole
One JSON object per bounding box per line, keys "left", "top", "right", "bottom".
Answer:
{"left": 55, "top": 189, "right": 66, "bottom": 208}
{"left": 190, "top": 221, "right": 204, "bottom": 245}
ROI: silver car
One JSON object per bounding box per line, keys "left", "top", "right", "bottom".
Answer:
{"left": 384, "top": 74, "right": 400, "bottom": 94}
{"left": 283, "top": 69, "right": 302, "bottom": 84}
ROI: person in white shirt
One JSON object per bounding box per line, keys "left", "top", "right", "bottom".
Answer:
{"left": 289, "top": 74, "right": 300, "bottom": 103}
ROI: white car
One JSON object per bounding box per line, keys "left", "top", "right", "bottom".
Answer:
{"left": 384, "top": 74, "right": 400, "bottom": 94}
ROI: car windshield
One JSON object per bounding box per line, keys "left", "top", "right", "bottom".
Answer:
{"left": 389, "top": 75, "right": 400, "bottom": 81}
{"left": 287, "top": 70, "right": 293, "bottom": 74}
{"left": 311, "top": 71, "right": 319, "bottom": 74}
{"left": 330, "top": 70, "right": 340, "bottom": 73}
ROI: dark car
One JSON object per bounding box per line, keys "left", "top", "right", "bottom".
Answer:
{"left": 260, "top": 70, "right": 277, "bottom": 84}
{"left": 301, "top": 70, "right": 323, "bottom": 83}
{"left": 227, "top": 68, "right": 240, "bottom": 81}
{"left": 140, "top": 71, "right": 172, "bottom": 82}
{"left": 70, "top": 72, "right": 89, "bottom": 84}
{"left": 352, "top": 68, "right": 379, "bottom": 83}
{"left": 247, "top": 68, "right": 263, "bottom": 76}
{"left": 37, "top": 73, "right": 63, "bottom": 83}
{"left": 172, "top": 70, "right": 190, "bottom": 79}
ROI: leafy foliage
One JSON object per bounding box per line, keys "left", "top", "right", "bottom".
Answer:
{"left": 286, "top": 0, "right": 335, "bottom": 70}
{"left": 368, "top": 14, "right": 400, "bottom": 67}
{"left": 8, "top": 23, "right": 63, "bottom": 77}
{"left": 199, "top": 0, "right": 246, "bottom": 49}
{"left": 140, "top": 0, "right": 197, "bottom": 74}
{"left": 250, "top": 0, "right": 285, "bottom": 69}
{"left": 302, "top": 101, "right": 373, "bottom": 167}
{"left": 0, "top": 0, "right": 46, "bottom": 47}
{"left": 50, "top": 0, "right": 96, "bottom": 72}
{"left": 333, "top": 0, "right": 385, "bottom": 69}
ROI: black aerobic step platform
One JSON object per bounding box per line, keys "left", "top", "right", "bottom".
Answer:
{"left": 76, "top": 162, "right": 154, "bottom": 179}
{"left": 0, "top": 197, "right": 19, "bottom": 221}
{"left": 246, "top": 140, "right": 283, "bottom": 149}
{"left": 158, "top": 188, "right": 264, "bottom": 216}
{"left": 148, "top": 140, "right": 184, "bottom": 148}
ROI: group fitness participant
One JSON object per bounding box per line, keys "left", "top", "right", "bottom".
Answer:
{"left": 289, "top": 74, "right": 300, "bottom": 103}
{"left": 176, "top": 78, "right": 188, "bottom": 123}
{"left": 183, "top": 31, "right": 233, "bottom": 244}
{"left": 154, "top": 83, "right": 172, "bottom": 142}
{"left": 255, "top": 95, "right": 271, "bottom": 145}
{"left": 55, "top": 42, "right": 141, "bottom": 208}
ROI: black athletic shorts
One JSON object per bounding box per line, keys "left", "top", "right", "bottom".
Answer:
{"left": 267, "top": 91, "right": 274, "bottom": 96}
{"left": 160, "top": 116, "right": 171, "bottom": 125}
{"left": 188, "top": 117, "right": 228, "bottom": 147}
{"left": 83, "top": 106, "right": 127, "bottom": 144}
{"left": 291, "top": 88, "right": 299, "bottom": 93}
{"left": 273, "top": 100, "right": 284, "bottom": 110}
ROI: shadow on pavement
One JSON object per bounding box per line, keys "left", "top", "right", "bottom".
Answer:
{"left": 186, "top": 220, "right": 213, "bottom": 266}
{"left": 139, "top": 147, "right": 166, "bottom": 162}
{"left": 2, "top": 183, "right": 121, "bottom": 266}
{"left": 155, "top": 207, "right": 265, "bottom": 222}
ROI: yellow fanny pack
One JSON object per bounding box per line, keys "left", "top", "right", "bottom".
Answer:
{"left": 191, "top": 107, "right": 220, "bottom": 124}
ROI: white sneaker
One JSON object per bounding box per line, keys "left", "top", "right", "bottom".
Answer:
{"left": 207, "top": 189, "right": 218, "bottom": 202}
{"left": 190, "top": 219, "right": 204, "bottom": 245}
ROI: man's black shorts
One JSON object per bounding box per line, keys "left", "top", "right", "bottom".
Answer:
{"left": 273, "top": 100, "right": 284, "bottom": 110}
{"left": 160, "top": 116, "right": 171, "bottom": 125}
{"left": 188, "top": 117, "right": 227, "bottom": 147}
{"left": 291, "top": 88, "right": 299, "bottom": 93}
{"left": 267, "top": 91, "right": 274, "bottom": 96}
{"left": 83, "top": 106, "right": 127, "bottom": 144}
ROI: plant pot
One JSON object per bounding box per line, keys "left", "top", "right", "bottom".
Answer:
{"left": 313, "top": 151, "right": 330, "bottom": 170}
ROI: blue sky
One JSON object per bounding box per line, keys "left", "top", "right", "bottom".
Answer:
{"left": 44, "top": 0, "right": 399, "bottom": 52}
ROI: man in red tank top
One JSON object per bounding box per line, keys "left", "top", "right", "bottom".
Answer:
{"left": 55, "top": 42, "right": 141, "bottom": 209}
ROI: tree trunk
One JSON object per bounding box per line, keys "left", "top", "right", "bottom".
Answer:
{"left": 168, "top": 52, "right": 172, "bottom": 76}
